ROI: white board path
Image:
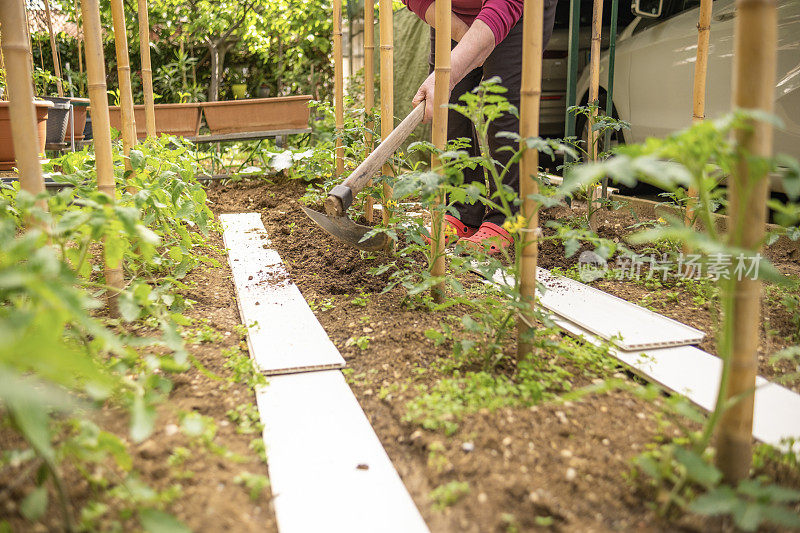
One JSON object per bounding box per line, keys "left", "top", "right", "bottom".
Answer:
{"left": 256, "top": 371, "right": 430, "bottom": 533}
{"left": 549, "top": 310, "right": 800, "bottom": 453}
{"left": 220, "top": 213, "right": 345, "bottom": 375}
{"left": 481, "top": 264, "right": 705, "bottom": 350}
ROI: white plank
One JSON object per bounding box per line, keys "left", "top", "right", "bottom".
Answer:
{"left": 220, "top": 213, "right": 345, "bottom": 375}
{"left": 546, "top": 321, "right": 800, "bottom": 453}
{"left": 256, "top": 371, "right": 430, "bottom": 533}
{"left": 485, "top": 265, "right": 705, "bottom": 350}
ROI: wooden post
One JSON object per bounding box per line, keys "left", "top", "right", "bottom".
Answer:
{"left": 685, "top": 0, "right": 713, "bottom": 228}
{"left": 333, "top": 0, "right": 344, "bottom": 178}
{"left": 518, "top": 0, "right": 544, "bottom": 357}
{"left": 364, "top": 0, "right": 376, "bottom": 223}
{"left": 587, "top": 0, "right": 603, "bottom": 162}
{"left": 429, "top": 0, "right": 451, "bottom": 302}
{"left": 80, "top": 0, "right": 124, "bottom": 309}
{"left": 137, "top": 0, "right": 156, "bottom": 138}
{"left": 379, "top": 0, "right": 393, "bottom": 225}
{"left": 43, "top": 0, "right": 64, "bottom": 97}
{"left": 715, "top": 0, "right": 776, "bottom": 484}
{"left": 109, "top": 0, "right": 137, "bottom": 159}
{"left": 0, "top": 0, "right": 46, "bottom": 202}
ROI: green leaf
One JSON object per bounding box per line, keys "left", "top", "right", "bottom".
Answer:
{"left": 766, "top": 505, "right": 800, "bottom": 528}
{"left": 139, "top": 508, "right": 191, "bottom": 533}
{"left": 733, "top": 502, "right": 763, "bottom": 532}
{"left": 117, "top": 291, "right": 141, "bottom": 322}
{"left": 673, "top": 447, "right": 721, "bottom": 487}
{"left": 689, "top": 486, "right": 738, "bottom": 516}
{"left": 130, "top": 395, "right": 156, "bottom": 443}
{"left": 20, "top": 486, "right": 48, "bottom": 521}
{"left": 130, "top": 150, "right": 146, "bottom": 171}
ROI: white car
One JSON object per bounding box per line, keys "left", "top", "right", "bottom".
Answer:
{"left": 575, "top": 0, "right": 800, "bottom": 166}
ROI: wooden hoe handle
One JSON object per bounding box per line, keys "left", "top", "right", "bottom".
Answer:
{"left": 325, "top": 103, "right": 425, "bottom": 217}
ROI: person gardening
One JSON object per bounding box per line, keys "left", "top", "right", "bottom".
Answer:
{"left": 405, "top": 0, "right": 558, "bottom": 253}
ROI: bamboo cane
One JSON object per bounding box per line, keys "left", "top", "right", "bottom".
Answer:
{"left": 0, "top": 33, "right": 6, "bottom": 98}
{"left": 429, "top": 0, "right": 451, "bottom": 303}
{"left": 0, "top": 1, "right": 45, "bottom": 203}
{"left": 23, "top": 4, "right": 35, "bottom": 75}
{"left": 364, "top": 0, "right": 375, "bottom": 223}
{"left": 379, "top": 0, "right": 393, "bottom": 225}
{"left": 518, "top": 0, "right": 545, "bottom": 357}
{"left": 74, "top": 0, "right": 83, "bottom": 83}
{"left": 333, "top": 0, "right": 344, "bottom": 178}
{"left": 587, "top": 0, "right": 602, "bottom": 161}
{"left": 109, "top": 0, "right": 137, "bottom": 160}
{"left": 80, "top": 0, "right": 124, "bottom": 309}
{"left": 43, "top": 0, "right": 64, "bottom": 97}
{"left": 137, "top": 0, "right": 156, "bottom": 138}
{"left": 685, "top": 0, "right": 713, "bottom": 229}
{"left": 714, "top": 0, "right": 776, "bottom": 484}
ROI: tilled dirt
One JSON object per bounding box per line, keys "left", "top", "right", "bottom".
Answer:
{"left": 207, "top": 177, "right": 800, "bottom": 532}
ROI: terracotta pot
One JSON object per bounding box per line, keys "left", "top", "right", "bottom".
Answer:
{"left": 108, "top": 103, "right": 202, "bottom": 139}
{"left": 66, "top": 97, "right": 91, "bottom": 142}
{"left": 0, "top": 100, "right": 53, "bottom": 171}
{"left": 200, "top": 95, "right": 311, "bottom": 135}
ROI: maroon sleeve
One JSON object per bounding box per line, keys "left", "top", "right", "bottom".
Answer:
{"left": 404, "top": 0, "right": 434, "bottom": 22}
{"left": 475, "top": 0, "right": 525, "bottom": 45}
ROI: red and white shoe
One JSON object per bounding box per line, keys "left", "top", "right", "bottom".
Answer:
{"left": 459, "top": 222, "right": 513, "bottom": 255}
{"left": 425, "top": 214, "right": 478, "bottom": 245}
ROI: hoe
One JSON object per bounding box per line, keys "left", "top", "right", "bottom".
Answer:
{"left": 301, "top": 103, "right": 424, "bottom": 251}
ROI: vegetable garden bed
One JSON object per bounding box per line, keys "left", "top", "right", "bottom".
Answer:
{"left": 206, "top": 176, "right": 800, "bottom": 532}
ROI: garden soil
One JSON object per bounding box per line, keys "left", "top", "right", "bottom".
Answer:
{"left": 206, "top": 177, "right": 800, "bottom": 532}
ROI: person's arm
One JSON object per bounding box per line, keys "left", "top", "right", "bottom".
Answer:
{"left": 422, "top": 3, "right": 470, "bottom": 42}
{"left": 411, "top": 19, "right": 496, "bottom": 123}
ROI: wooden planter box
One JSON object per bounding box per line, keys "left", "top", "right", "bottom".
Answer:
{"left": 108, "top": 103, "right": 202, "bottom": 139}
{"left": 200, "top": 96, "right": 311, "bottom": 135}
{"left": 0, "top": 100, "right": 53, "bottom": 171}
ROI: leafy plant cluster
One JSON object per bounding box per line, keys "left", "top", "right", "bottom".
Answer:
{"left": 0, "top": 136, "right": 221, "bottom": 531}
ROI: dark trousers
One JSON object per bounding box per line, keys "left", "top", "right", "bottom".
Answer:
{"left": 429, "top": 1, "right": 558, "bottom": 227}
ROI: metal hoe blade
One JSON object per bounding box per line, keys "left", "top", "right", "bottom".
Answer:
{"left": 301, "top": 206, "right": 389, "bottom": 252}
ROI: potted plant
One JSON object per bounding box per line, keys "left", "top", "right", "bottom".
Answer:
{"left": 228, "top": 68, "right": 248, "bottom": 100}
{"left": 33, "top": 67, "right": 72, "bottom": 146}
{"left": 200, "top": 95, "right": 312, "bottom": 135}
{"left": 0, "top": 99, "right": 53, "bottom": 170}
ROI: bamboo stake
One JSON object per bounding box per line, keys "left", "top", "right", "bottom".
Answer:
{"left": 109, "top": 0, "right": 137, "bottom": 159}
{"left": 0, "top": 33, "right": 6, "bottom": 98}
{"left": 333, "top": 0, "right": 344, "bottom": 178}
{"left": 379, "top": 0, "right": 393, "bottom": 225}
{"left": 0, "top": 1, "right": 46, "bottom": 203}
{"left": 23, "top": 4, "right": 35, "bottom": 75}
{"left": 715, "top": 0, "right": 776, "bottom": 484}
{"left": 518, "top": 0, "right": 545, "bottom": 357}
{"left": 685, "top": 0, "right": 713, "bottom": 229}
{"left": 587, "top": 0, "right": 603, "bottom": 161}
{"left": 43, "top": 0, "right": 64, "bottom": 97}
{"left": 364, "top": 0, "right": 375, "bottom": 223}
{"left": 429, "top": 0, "right": 451, "bottom": 303}
{"left": 137, "top": 0, "right": 156, "bottom": 138}
{"left": 586, "top": 0, "right": 603, "bottom": 230}
{"left": 80, "top": 0, "right": 124, "bottom": 309}
{"left": 74, "top": 0, "right": 83, "bottom": 82}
